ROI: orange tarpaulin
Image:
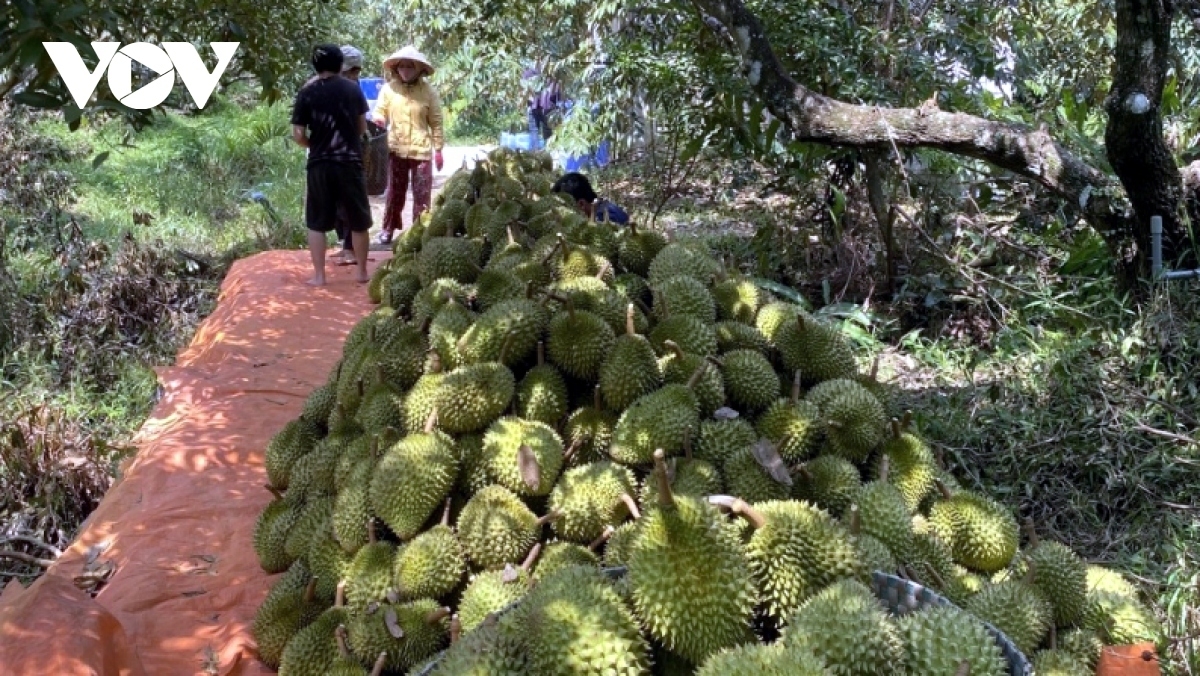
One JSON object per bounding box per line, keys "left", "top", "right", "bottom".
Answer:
{"left": 0, "top": 250, "right": 389, "bottom": 675}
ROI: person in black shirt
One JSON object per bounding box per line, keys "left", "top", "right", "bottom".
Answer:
{"left": 290, "top": 44, "right": 372, "bottom": 285}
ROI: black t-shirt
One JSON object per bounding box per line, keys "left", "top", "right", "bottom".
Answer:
{"left": 290, "top": 75, "right": 369, "bottom": 167}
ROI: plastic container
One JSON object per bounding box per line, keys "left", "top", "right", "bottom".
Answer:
{"left": 359, "top": 77, "right": 384, "bottom": 101}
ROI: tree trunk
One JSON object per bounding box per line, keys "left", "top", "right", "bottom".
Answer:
{"left": 1105, "top": 0, "right": 1191, "bottom": 276}
{"left": 688, "top": 0, "right": 1193, "bottom": 284}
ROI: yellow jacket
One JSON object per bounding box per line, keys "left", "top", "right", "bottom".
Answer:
{"left": 373, "top": 79, "right": 444, "bottom": 160}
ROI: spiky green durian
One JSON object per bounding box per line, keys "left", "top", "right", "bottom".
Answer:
{"left": 563, "top": 387, "right": 618, "bottom": 467}
{"left": 854, "top": 470, "right": 915, "bottom": 564}
{"left": 401, "top": 358, "right": 446, "bottom": 435}
{"left": 301, "top": 383, "right": 336, "bottom": 431}
{"left": 965, "top": 576, "right": 1052, "bottom": 655}
{"left": 375, "top": 320, "right": 430, "bottom": 392}
{"left": 427, "top": 300, "right": 476, "bottom": 371}
{"left": 433, "top": 362, "right": 515, "bottom": 434}
{"left": 411, "top": 278, "right": 472, "bottom": 325}
{"left": 695, "top": 418, "right": 756, "bottom": 467}
{"left": 805, "top": 379, "right": 886, "bottom": 462}
{"left": 714, "top": 320, "right": 771, "bottom": 354}
{"left": 757, "top": 373, "right": 822, "bottom": 461}
{"left": 426, "top": 615, "right": 528, "bottom": 674}
{"left": 638, "top": 457, "right": 723, "bottom": 510}
{"left": 652, "top": 275, "right": 717, "bottom": 323}
{"left": 610, "top": 376, "right": 703, "bottom": 465}
{"left": 418, "top": 236, "right": 481, "bottom": 285}
{"left": 369, "top": 425, "right": 459, "bottom": 540}
{"left": 265, "top": 417, "right": 321, "bottom": 491}
{"left": 427, "top": 198, "right": 469, "bottom": 237}
{"left": 393, "top": 512, "right": 466, "bottom": 601}
{"left": 780, "top": 579, "right": 905, "bottom": 676}
{"left": 354, "top": 373, "right": 405, "bottom": 436}
{"left": 647, "top": 241, "right": 720, "bottom": 285}
{"left": 255, "top": 497, "right": 301, "bottom": 574}
{"left": 874, "top": 421, "right": 936, "bottom": 512}
{"left": 696, "top": 642, "right": 831, "bottom": 676}
{"left": 348, "top": 600, "right": 451, "bottom": 674}
{"left": 473, "top": 268, "right": 525, "bottom": 310}
{"left": 1086, "top": 565, "right": 1139, "bottom": 598}
{"left": 548, "top": 461, "right": 638, "bottom": 543}
{"left": 711, "top": 277, "right": 765, "bottom": 325}
{"left": 717, "top": 349, "right": 780, "bottom": 415}
{"left": 285, "top": 442, "right": 339, "bottom": 503}
{"left": 345, "top": 523, "right": 398, "bottom": 610}
{"left": 1013, "top": 538, "right": 1088, "bottom": 627}
{"left": 775, "top": 313, "right": 858, "bottom": 384}
{"left": 723, "top": 445, "right": 792, "bottom": 503}
{"left": 755, "top": 302, "right": 805, "bottom": 343}
{"left": 929, "top": 489, "right": 1019, "bottom": 574}
{"left": 395, "top": 216, "right": 427, "bottom": 253}
{"left": 533, "top": 541, "right": 601, "bottom": 582}
{"left": 457, "top": 485, "right": 547, "bottom": 571}
{"left": 456, "top": 298, "right": 550, "bottom": 366}
{"left": 464, "top": 201, "right": 494, "bottom": 238}
{"left": 516, "top": 342, "right": 569, "bottom": 425}
{"left": 557, "top": 243, "right": 612, "bottom": 282}
{"left": 546, "top": 302, "right": 615, "bottom": 381}
{"left": 612, "top": 273, "right": 650, "bottom": 307}
{"left": 458, "top": 569, "right": 531, "bottom": 634}
{"left": 367, "top": 263, "right": 393, "bottom": 305}
{"left": 599, "top": 304, "right": 663, "bottom": 411}
{"left": 482, "top": 416, "right": 564, "bottom": 497}
{"left": 617, "top": 223, "right": 668, "bottom": 276}
{"left": 649, "top": 314, "right": 718, "bottom": 356}
{"left": 253, "top": 567, "right": 322, "bottom": 666}
{"left": 1058, "top": 628, "right": 1104, "bottom": 668}
{"left": 382, "top": 267, "right": 423, "bottom": 313}
{"left": 792, "top": 455, "right": 861, "bottom": 518}
{"left": 1081, "top": 590, "right": 1161, "bottom": 645}
{"left": 896, "top": 605, "right": 1008, "bottom": 676}
{"left": 278, "top": 591, "right": 351, "bottom": 676}
{"left": 628, "top": 452, "right": 756, "bottom": 664}
{"left": 1032, "top": 650, "right": 1091, "bottom": 676}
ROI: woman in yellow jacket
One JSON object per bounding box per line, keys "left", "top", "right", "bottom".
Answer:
{"left": 372, "top": 46, "right": 444, "bottom": 243}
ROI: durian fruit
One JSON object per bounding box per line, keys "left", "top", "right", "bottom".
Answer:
{"left": 854, "top": 459, "right": 915, "bottom": 563}
{"left": 545, "top": 297, "right": 616, "bottom": 381}
{"left": 1086, "top": 565, "right": 1139, "bottom": 598}
{"left": 393, "top": 501, "right": 466, "bottom": 601}
{"left": 627, "top": 450, "right": 756, "bottom": 665}
{"left": 695, "top": 641, "right": 831, "bottom": 676}
{"left": 637, "top": 456, "right": 723, "bottom": 509}
{"left": 456, "top": 485, "right": 548, "bottom": 570}
{"left": 1081, "top": 590, "right": 1161, "bottom": 645}
{"left": 347, "top": 599, "right": 451, "bottom": 673}
{"left": 792, "top": 454, "right": 861, "bottom": 518}
{"left": 939, "top": 564, "right": 988, "bottom": 607}
{"left": 345, "top": 520, "right": 398, "bottom": 610}
{"left": 695, "top": 418, "right": 756, "bottom": 467}
{"left": 1017, "top": 526, "right": 1088, "bottom": 627}
{"left": 284, "top": 443, "right": 339, "bottom": 504}
{"left": 252, "top": 573, "right": 320, "bottom": 668}
{"left": 805, "top": 378, "right": 885, "bottom": 463}
{"left": 426, "top": 614, "right": 528, "bottom": 674}
{"left": 278, "top": 581, "right": 350, "bottom": 676}
{"left": 332, "top": 447, "right": 378, "bottom": 553}
{"left": 563, "top": 386, "right": 618, "bottom": 467}
{"left": 873, "top": 416, "right": 936, "bottom": 512}
{"left": 515, "top": 341, "right": 569, "bottom": 425}
{"left": 757, "top": 371, "right": 822, "bottom": 462}
{"left": 376, "top": 320, "right": 431, "bottom": 392}
{"left": 755, "top": 302, "right": 804, "bottom": 344}
{"left": 715, "top": 320, "right": 770, "bottom": 354}
{"left": 301, "top": 383, "right": 337, "bottom": 432}
{"left": 548, "top": 460, "right": 639, "bottom": 544}
{"left": 845, "top": 506, "right": 897, "bottom": 574}
{"left": 456, "top": 297, "right": 549, "bottom": 366}
{"left": 723, "top": 444, "right": 792, "bottom": 503}
{"left": 411, "top": 278, "right": 471, "bottom": 326}
{"left": 599, "top": 304, "right": 664, "bottom": 410}
{"left": 453, "top": 433, "right": 491, "bottom": 495}
{"left": 647, "top": 241, "right": 720, "bottom": 286}
{"left": 658, "top": 340, "right": 726, "bottom": 417}
{"left": 716, "top": 349, "right": 780, "bottom": 414}
{"left": 255, "top": 496, "right": 302, "bottom": 574}
{"left": 612, "top": 272, "right": 650, "bottom": 306}
{"left": 710, "top": 277, "right": 764, "bottom": 325}
{"left": 617, "top": 222, "right": 667, "bottom": 276}
{"left": 780, "top": 579, "right": 905, "bottom": 676}
{"left": 649, "top": 314, "right": 718, "bottom": 357}
{"left": 369, "top": 412, "right": 459, "bottom": 540}
{"left": 433, "top": 361, "right": 515, "bottom": 434}
{"left": 328, "top": 625, "right": 380, "bottom": 676}
{"left": 427, "top": 297, "right": 477, "bottom": 372}
{"left": 963, "top": 569, "right": 1053, "bottom": 655}
{"left": 367, "top": 261, "right": 393, "bottom": 305}
{"left": 896, "top": 605, "right": 1008, "bottom": 676}
{"left": 1032, "top": 649, "right": 1092, "bottom": 676}
{"left": 482, "top": 416, "right": 564, "bottom": 497}
{"left": 307, "top": 527, "right": 354, "bottom": 602}
{"left": 500, "top": 564, "right": 650, "bottom": 675}
{"left": 721, "top": 497, "right": 866, "bottom": 620}
{"left": 354, "top": 368, "right": 405, "bottom": 435}
{"left": 652, "top": 275, "right": 718, "bottom": 323}
{"left": 609, "top": 365, "right": 705, "bottom": 465}
{"left": 774, "top": 313, "right": 858, "bottom": 385}
{"left": 532, "top": 540, "right": 602, "bottom": 582}
{"left": 1058, "top": 628, "right": 1104, "bottom": 668}
{"left": 265, "top": 418, "right": 320, "bottom": 491}
{"left": 418, "top": 236, "right": 481, "bottom": 285}
{"left": 456, "top": 548, "right": 539, "bottom": 632}
{"left": 402, "top": 354, "right": 447, "bottom": 434}
{"left": 929, "top": 485, "right": 1019, "bottom": 574}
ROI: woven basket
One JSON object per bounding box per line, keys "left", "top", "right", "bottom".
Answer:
{"left": 871, "top": 571, "right": 1033, "bottom": 676}
{"left": 363, "top": 130, "right": 389, "bottom": 196}
{"left": 415, "top": 568, "right": 1033, "bottom": 675}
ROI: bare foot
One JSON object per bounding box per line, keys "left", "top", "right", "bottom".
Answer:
{"left": 306, "top": 277, "right": 326, "bottom": 286}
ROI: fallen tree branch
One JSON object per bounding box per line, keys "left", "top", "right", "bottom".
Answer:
{"left": 0, "top": 550, "right": 55, "bottom": 568}
{"left": 0, "top": 535, "right": 63, "bottom": 557}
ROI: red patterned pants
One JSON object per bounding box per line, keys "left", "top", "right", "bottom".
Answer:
{"left": 382, "top": 154, "right": 433, "bottom": 235}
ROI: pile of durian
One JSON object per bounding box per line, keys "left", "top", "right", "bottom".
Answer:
{"left": 252, "top": 147, "right": 1160, "bottom": 675}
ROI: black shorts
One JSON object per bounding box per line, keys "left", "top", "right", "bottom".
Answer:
{"left": 305, "top": 161, "right": 372, "bottom": 234}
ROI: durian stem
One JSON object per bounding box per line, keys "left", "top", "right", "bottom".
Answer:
{"left": 424, "top": 607, "right": 452, "bottom": 625}
{"left": 536, "top": 340, "right": 546, "bottom": 367}
{"left": 424, "top": 407, "right": 439, "bottom": 434}
{"left": 357, "top": 377, "right": 365, "bottom": 398}
{"left": 562, "top": 438, "right": 582, "bottom": 464}
{"left": 369, "top": 652, "right": 387, "bottom": 676}
{"left": 796, "top": 313, "right": 808, "bottom": 331}
{"left": 705, "top": 355, "right": 724, "bottom": 370}
{"left": 589, "top": 526, "right": 615, "bottom": 551}
{"left": 652, "top": 449, "right": 675, "bottom": 507}
{"left": 662, "top": 339, "right": 686, "bottom": 361}
{"left": 525, "top": 279, "right": 536, "bottom": 299}
{"left": 335, "top": 580, "right": 346, "bottom": 608}
{"left": 934, "top": 446, "right": 945, "bottom": 470}
{"left": 449, "top": 614, "right": 463, "bottom": 644}
{"left": 592, "top": 384, "right": 603, "bottom": 411}
{"left": 418, "top": 315, "right": 433, "bottom": 334}
{"left": 1023, "top": 518, "right": 1040, "bottom": 549}
{"left": 954, "top": 661, "right": 971, "bottom": 676}
{"left": 625, "top": 303, "right": 636, "bottom": 336}
{"left": 303, "top": 576, "right": 318, "bottom": 603}
{"left": 934, "top": 478, "right": 953, "bottom": 500}
{"left": 685, "top": 361, "right": 710, "bottom": 389}
{"left": 826, "top": 420, "right": 843, "bottom": 430}
{"left": 265, "top": 484, "right": 283, "bottom": 500}
{"left": 535, "top": 510, "right": 562, "bottom": 528}
{"left": 878, "top": 455, "right": 891, "bottom": 483}
{"left": 596, "top": 260, "right": 612, "bottom": 280}
{"left": 441, "top": 498, "right": 452, "bottom": 527}
{"left": 427, "top": 349, "right": 443, "bottom": 374}
{"left": 619, "top": 493, "right": 642, "bottom": 520}
{"left": 1049, "top": 624, "right": 1057, "bottom": 650}
{"left": 870, "top": 355, "right": 881, "bottom": 381}
{"left": 890, "top": 418, "right": 902, "bottom": 440}
{"left": 507, "top": 224, "right": 518, "bottom": 246}
{"left": 498, "top": 332, "right": 515, "bottom": 364}
{"left": 847, "top": 504, "right": 861, "bottom": 535}
{"left": 556, "top": 233, "right": 569, "bottom": 264}
{"left": 791, "top": 370, "right": 802, "bottom": 404}
{"left": 520, "top": 542, "right": 543, "bottom": 572}
{"left": 335, "top": 624, "right": 352, "bottom": 660}
{"left": 708, "top": 495, "right": 766, "bottom": 529}
{"left": 901, "top": 409, "right": 913, "bottom": 431}
{"left": 633, "top": 296, "right": 654, "bottom": 317}
{"left": 683, "top": 426, "right": 693, "bottom": 459}
{"left": 367, "top": 518, "right": 377, "bottom": 545}
{"left": 546, "top": 292, "right": 574, "bottom": 318}
{"left": 791, "top": 465, "right": 813, "bottom": 481}
{"left": 1023, "top": 558, "right": 1037, "bottom": 586}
